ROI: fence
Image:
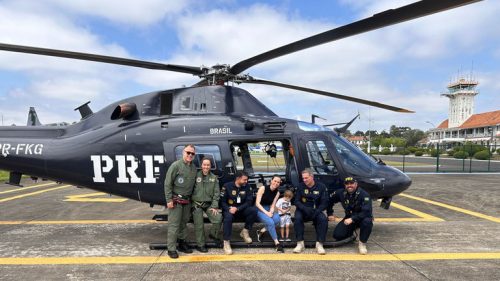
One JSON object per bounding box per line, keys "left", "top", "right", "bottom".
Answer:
{"left": 369, "top": 143, "right": 500, "bottom": 173}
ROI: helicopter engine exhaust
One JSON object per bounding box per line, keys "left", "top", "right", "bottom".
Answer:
{"left": 111, "top": 102, "right": 137, "bottom": 120}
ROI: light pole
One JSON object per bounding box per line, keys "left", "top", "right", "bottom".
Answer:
{"left": 426, "top": 121, "right": 440, "bottom": 172}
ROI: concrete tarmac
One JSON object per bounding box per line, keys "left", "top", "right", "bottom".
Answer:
{"left": 0, "top": 174, "right": 499, "bottom": 281}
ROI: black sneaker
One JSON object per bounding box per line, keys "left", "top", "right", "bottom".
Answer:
{"left": 276, "top": 242, "right": 284, "bottom": 253}
{"left": 177, "top": 240, "right": 193, "bottom": 253}
{"left": 196, "top": 246, "right": 208, "bottom": 253}
{"left": 167, "top": 250, "right": 179, "bottom": 259}
{"left": 256, "top": 228, "right": 266, "bottom": 242}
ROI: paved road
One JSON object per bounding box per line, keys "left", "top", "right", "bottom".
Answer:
{"left": 376, "top": 155, "right": 500, "bottom": 173}
{"left": 0, "top": 175, "right": 499, "bottom": 280}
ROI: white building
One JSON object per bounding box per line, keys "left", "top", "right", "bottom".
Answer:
{"left": 427, "top": 78, "right": 499, "bottom": 150}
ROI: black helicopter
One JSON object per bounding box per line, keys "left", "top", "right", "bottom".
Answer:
{"left": 0, "top": 0, "right": 480, "bottom": 211}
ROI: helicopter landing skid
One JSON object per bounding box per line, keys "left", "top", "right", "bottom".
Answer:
{"left": 149, "top": 235, "right": 355, "bottom": 250}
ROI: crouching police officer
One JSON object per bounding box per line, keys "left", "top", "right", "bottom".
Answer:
{"left": 293, "top": 168, "right": 329, "bottom": 255}
{"left": 328, "top": 176, "right": 373, "bottom": 255}
{"left": 164, "top": 144, "right": 197, "bottom": 259}
{"left": 191, "top": 158, "right": 223, "bottom": 252}
{"left": 220, "top": 171, "right": 257, "bottom": 255}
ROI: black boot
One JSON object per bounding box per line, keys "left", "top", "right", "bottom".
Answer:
{"left": 195, "top": 245, "right": 208, "bottom": 253}
{"left": 177, "top": 239, "right": 193, "bottom": 253}
{"left": 168, "top": 250, "right": 179, "bottom": 259}
{"left": 209, "top": 234, "right": 222, "bottom": 248}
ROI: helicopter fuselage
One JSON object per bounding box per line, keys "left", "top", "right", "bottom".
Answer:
{"left": 0, "top": 86, "right": 411, "bottom": 207}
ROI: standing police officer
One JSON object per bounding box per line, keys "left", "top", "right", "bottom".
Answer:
{"left": 220, "top": 171, "right": 257, "bottom": 255}
{"left": 164, "top": 144, "right": 197, "bottom": 259}
{"left": 327, "top": 176, "right": 373, "bottom": 255}
{"left": 293, "top": 168, "right": 329, "bottom": 255}
{"left": 191, "top": 158, "right": 222, "bottom": 253}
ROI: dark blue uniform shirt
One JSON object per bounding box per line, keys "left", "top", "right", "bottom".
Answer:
{"left": 220, "top": 182, "right": 253, "bottom": 212}
{"left": 327, "top": 187, "right": 373, "bottom": 223}
{"left": 294, "top": 181, "right": 328, "bottom": 214}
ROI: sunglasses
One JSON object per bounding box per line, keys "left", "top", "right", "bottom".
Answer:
{"left": 184, "top": 151, "right": 195, "bottom": 156}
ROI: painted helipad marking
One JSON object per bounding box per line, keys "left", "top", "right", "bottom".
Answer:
{"left": 64, "top": 192, "right": 128, "bottom": 203}
{"left": 376, "top": 202, "right": 444, "bottom": 222}
{"left": 400, "top": 193, "right": 500, "bottom": 223}
{"left": 0, "top": 185, "right": 72, "bottom": 203}
{"left": 0, "top": 182, "right": 55, "bottom": 195}
{"left": 0, "top": 252, "right": 499, "bottom": 265}
{"left": 0, "top": 220, "right": 160, "bottom": 225}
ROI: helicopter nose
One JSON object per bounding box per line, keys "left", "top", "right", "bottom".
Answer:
{"left": 384, "top": 167, "right": 412, "bottom": 195}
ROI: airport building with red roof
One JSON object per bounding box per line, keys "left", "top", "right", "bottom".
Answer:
{"left": 427, "top": 78, "right": 499, "bottom": 149}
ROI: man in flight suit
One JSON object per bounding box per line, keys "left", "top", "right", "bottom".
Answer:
{"left": 164, "top": 144, "right": 197, "bottom": 259}
{"left": 220, "top": 171, "right": 257, "bottom": 255}
{"left": 191, "top": 158, "right": 222, "bottom": 252}
{"left": 327, "top": 176, "right": 373, "bottom": 255}
{"left": 293, "top": 168, "right": 329, "bottom": 255}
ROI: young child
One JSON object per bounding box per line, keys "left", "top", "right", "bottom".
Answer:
{"left": 275, "top": 190, "right": 293, "bottom": 242}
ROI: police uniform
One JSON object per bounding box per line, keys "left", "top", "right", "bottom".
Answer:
{"left": 191, "top": 170, "right": 222, "bottom": 247}
{"left": 164, "top": 159, "right": 197, "bottom": 252}
{"left": 294, "top": 180, "right": 329, "bottom": 242}
{"left": 328, "top": 186, "right": 373, "bottom": 243}
{"left": 220, "top": 181, "right": 257, "bottom": 241}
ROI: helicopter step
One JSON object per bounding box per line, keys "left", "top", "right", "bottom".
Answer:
{"left": 5, "top": 171, "right": 23, "bottom": 187}
{"left": 149, "top": 235, "right": 355, "bottom": 250}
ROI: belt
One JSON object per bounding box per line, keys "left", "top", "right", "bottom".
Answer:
{"left": 279, "top": 213, "right": 291, "bottom": 217}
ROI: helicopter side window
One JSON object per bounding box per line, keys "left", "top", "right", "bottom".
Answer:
{"left": 174, "top": 145, "right": 222, "bottom": 170}
{"left": 305, "top": 140, "right": 337, "bottom": 175}
{"left": 231, "top": 141, "right": 287, "bottom": 175}
{"left": 180, "top": 96, "right": 192, "bottom": 111}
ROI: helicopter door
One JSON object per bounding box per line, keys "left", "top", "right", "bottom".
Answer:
{"left": 298, "top": 135, "right": 342, "bottom": 190}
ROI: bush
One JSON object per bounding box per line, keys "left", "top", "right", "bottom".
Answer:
{"left": 453, "top": 151, "right": 469, "bottom": 159}
{"left": 447, "top": 150, "right": 455, "bottom": 156}
{"left": 496, "top": 148, "right": 500, "bottom": 155}
{"left": 407, "top": 146, "right": 418, "bottom": 153}
{"left": 462, "top": 142, "right": 488, "bottom": 156}
{"left": 473, "top": 150, "right": 491, "bottom": 160}
{"left": 399, "top": 149, "right": 410, "bottom": 155}
{"left": 381, "top": 148, "right": 391, "bottom": 155}
{"left": 429, "top": 149, "right": 439, "bottom": 157}
{"left": 414, "top": 151, "right": 423, "bottom": 156}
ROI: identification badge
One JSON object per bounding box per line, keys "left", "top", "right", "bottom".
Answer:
{"left": 304, "top": 189, "right": 309, "bottom": 194}
{"left": 196, "top": 177, "right": 202, "bottom": 183}
{"left": 228, "top": 199, "right": 234, "bottom": 205}
{"left": 313, "top": 191, "right": 319, "bottom": 195}
{"left": 177, "top": 177, "right": 184, "bottom": 184}
{"left": 237, "top": 196, "right": 241, "bottom": 204}
{"left": 232, "top": 190, "right": 237, "bottom": 196}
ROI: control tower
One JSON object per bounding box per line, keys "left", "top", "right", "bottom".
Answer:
{"left": 441, "top": 78, "right": 478, "bottom": 128}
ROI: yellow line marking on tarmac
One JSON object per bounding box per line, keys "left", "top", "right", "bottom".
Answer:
{"left": 379, "top": 202, "right": 444, "bottom": 222}
{"left": 0, "top": 252, "right": 499, "bottom": 265}
{"left": 400, "top": 193, "right": 500, "bottom": 223}
{"left": 0, "top": 182, "right": 55, "bottom": 195}
{"left": 0, "top": 185, "right": 72, "bottom": 203}
{"left": 64, "top": 192, "right": 128, "bottom": 203}
{"left": 0, "top": 220, "right": 159, "bottom": 225}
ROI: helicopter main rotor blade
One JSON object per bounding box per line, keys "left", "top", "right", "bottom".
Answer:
{"left": 240, "top": 78, "right": 414, "bottom": 113}
{"left": 230, "top": 0, "right": 481, "bottom": 74}
{"left": 0, "top": 43, "right": 203, "bottom": 76}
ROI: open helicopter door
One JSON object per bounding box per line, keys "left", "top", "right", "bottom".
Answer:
{"left": 296, "top": 134, "right": 344, "bottom": 192}
{"left": 162, "top": 140, "right": 233, "bottom": 182}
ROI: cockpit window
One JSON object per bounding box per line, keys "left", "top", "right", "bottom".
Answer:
{"left": 297, "top": 121, "right": 329, "bottom": 132}
{"left": 305, "top": 140, "right": 337, "bottom": 175}
{"left": 330, "top": 134, "right": 375, "bottom": 175}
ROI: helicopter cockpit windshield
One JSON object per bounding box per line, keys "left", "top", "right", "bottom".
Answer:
{"left": 330, "top": 133, "right": 376, "bottom": 176}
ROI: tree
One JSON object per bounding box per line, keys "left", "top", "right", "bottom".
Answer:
{"left": 354, "top": 130, "right": 365, "bottom": 136}
{"left": 402, "top": 129, "right": 425, "bottom": 146}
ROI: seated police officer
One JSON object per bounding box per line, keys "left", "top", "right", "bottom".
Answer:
{"left": 220, "top": 171, "right": 257, "bottom": 255}
{"left": 328, "top": 176, "right": 373, "bottom": 255}
{"left": 191, "top": 158, "right": 223, "bottom": 253}
{"left": 293, "top": 168, "right": 328, "bottom": 255}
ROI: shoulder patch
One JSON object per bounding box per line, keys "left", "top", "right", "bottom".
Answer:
{"left": 364, "top": 197, "right": 370, "bottom": 201}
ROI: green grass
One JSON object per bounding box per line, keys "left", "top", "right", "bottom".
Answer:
{"left": 0, "top": 170, "right": 9, "bottom": 181}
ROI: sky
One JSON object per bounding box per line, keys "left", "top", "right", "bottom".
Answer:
{"left": 0, "top": 0, "right": 498, "bottom": 133}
